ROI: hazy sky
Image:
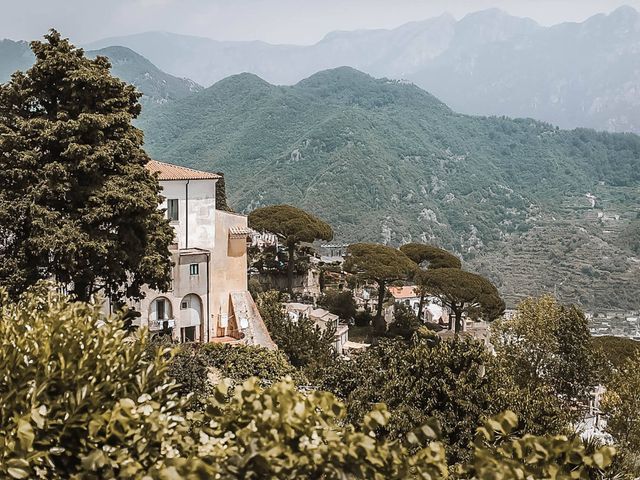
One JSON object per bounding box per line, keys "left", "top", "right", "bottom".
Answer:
{"left": 3, "top": 0, "right": 639, "bottom": 44}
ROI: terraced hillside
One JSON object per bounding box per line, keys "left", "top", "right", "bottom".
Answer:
{"left": 137, "top": 67, "right": 640, "bottom": 309}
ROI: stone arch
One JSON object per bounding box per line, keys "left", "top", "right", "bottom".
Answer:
{"left": 179, "top": 293, "right": 203, "bottom": 342}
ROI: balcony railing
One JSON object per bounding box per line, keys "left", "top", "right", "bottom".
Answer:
{"left": 148, "top": 318, "right": 175, "bottom": 331}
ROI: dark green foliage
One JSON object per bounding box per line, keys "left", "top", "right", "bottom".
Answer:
{"left": 318, "top": 288, "right": 357, "bottom": 320}
{"left": 249, "top": 204, "right": 333, "bottom": 293}
{"left": 400, "top": 243, "right": 462, "bottom": 269}
{"left": 214, "top": 172, "right": 233, "bottom": 212}
{"left": 318, "top": 336, "right": 492, "bottom": 464}
{"left": 344, "top": 243, "right": 416, "bottom": 332}
{"left": 416, "top": 267, "right": 505, "bottom": 332}
{"left": 257, "top": 291, "right": 335, "bottom": 372}
{"left": 137, "top": 67, "right": 640, "bottom": 310}
{"left": 0, "top": 31, "right": 173, "bottom": 302}
{"left": 354, "top": 309, "right": 373, "bottom": 327}
{"left": 388, "top": 303, "right": 420, "bottom": 339}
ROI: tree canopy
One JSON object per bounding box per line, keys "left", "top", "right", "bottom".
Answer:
{"left": 248, "top": 204, "right": 333, "bottom": 293}
{"left": 400, "top": 243, "right": 461, "bottom": 320}
{"left": 489, "top": 296, "right": 597, "bottom": 434}
{"left": 400, "top": 243, "right": 462, "bottom": 269}
{"left": 344, "top": 243, "right": 416, "bottom": 332}
{"left": 416, "top": 267, "right": 504, "bottom": 333}
{"left": 0, "top": 30, "right": 173, "bottom": 302}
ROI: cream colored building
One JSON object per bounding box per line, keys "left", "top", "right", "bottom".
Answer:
{"left": 124, "top": 160, "right": 274, "bottom": 348}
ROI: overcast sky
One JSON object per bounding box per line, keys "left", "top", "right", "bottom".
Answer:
{"left": 3, "top": 0, "right": 639, "bottom": 45}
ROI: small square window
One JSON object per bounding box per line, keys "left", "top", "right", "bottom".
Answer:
{"left": 167, "top": 199, "right": 179, "bottom": 222}
{"left": 181, "top": 301, "right": 188, "bottom": 309}
{"left": 189, "top": 264, "right": 199, "bottom": 276}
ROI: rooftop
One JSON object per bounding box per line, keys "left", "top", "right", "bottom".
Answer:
{"left": 146, "top": 159, "right": 221, "bottom": 181}
{"left": 388, "top": 286, "right": 419, "bottom": 299}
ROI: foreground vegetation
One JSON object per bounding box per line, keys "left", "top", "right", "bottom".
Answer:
{"left": 0, "top": 286, "right": 620, "bottom": 479}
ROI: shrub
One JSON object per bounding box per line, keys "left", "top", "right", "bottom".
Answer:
{"left": 0, "top": 285, "right": 189, "bottom": 478}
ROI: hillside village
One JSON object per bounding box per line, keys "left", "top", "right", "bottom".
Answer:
{"left": 1, "top": 15, "right": 640, "bottom": 479}
{"left": 134, "top": 156, "right": 493, "bottom": 354}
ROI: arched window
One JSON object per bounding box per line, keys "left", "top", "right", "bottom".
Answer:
{"left": 149, "top": 297, "right": 173, "bottom": 332}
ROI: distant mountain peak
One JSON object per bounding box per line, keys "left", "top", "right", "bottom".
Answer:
{"left": 297, "top": 66, "right": 375, "bottom": 85}
{"left": 610, "top": 4, "right": 638, "bottom": 16}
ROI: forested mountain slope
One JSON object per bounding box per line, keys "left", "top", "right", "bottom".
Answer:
{"left": 138, "top": 67, "right": 640, "bottom": 309}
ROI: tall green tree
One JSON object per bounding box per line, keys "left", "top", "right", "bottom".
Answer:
{"left": 416, "top": 268, "right": 504, "bottom": 333}
{"left": 248, "top": 205, "right": 333, "bottom": 294}
{"left": 0, "top": 31, "right": 173, "bottom": 301}
{"left": 491, "top": 296, "right": 596, "bottom": 424}
{"left": 400, "top": 243, "right": 461, "bottom": 320}
{"left": 344, "top": 243, "right": 416, "bottom": 332}
{"left": 602, "top": 351, "right": 640, "bottom": 476}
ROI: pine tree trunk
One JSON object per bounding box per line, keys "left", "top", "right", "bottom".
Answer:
{"left": 373, "top": 280, "right": 387, "bottom": 333}
{"left": 417, "top": 292, "right": 425, "bottom": 322}
{"left": 287, "top": 243, "right": 295, "bottom": 295}
{"left": 454, "top": 308, "right": 463, "bottom": 335}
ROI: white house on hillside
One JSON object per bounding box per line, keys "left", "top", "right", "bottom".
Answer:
{"left": 385, "top": 285, "right": 448, "bottom": 325}
{"left": 112, "top": 160, "right": 275, "bottom": 348}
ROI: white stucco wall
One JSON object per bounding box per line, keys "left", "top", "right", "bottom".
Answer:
{"left": 158, "top": 179, "right": 217, "bottom": 249}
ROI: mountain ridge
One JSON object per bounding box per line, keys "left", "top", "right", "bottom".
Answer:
{"left": 83, "top": 5, "right": 640, "bottom": 133}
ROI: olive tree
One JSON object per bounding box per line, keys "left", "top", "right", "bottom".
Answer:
{"left": 344, "top": 243, "right": 416, "bottom": 332}
{"left": 400, "top": 243, "right": 461, "bottom": 320}
{"left": 248, "top": 205, "right": 333, "bottom": 294}
{"left": 416, "top": 268, "right": 504, "bottom": 333}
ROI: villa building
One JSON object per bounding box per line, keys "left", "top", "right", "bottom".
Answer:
{"left": 115, "top": 160, "right": 275, "bottom": 348}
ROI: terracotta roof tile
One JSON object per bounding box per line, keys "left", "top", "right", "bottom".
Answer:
{"left": 146, "top": 160, "right": 221, "bottom": 181}
{"left": 388, "top": 286, "right": 419, "bottom": 299}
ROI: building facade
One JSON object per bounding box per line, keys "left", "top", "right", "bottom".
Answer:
{"left": 124, "top": 160, "right": 275, "bottom": 348}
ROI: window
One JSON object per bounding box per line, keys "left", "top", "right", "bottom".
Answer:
{"left": 181, "top": 301, "right": 188, "bottom": 310}
{"left": 167, "top": 199, "right": 179, "bottom": 222}
{"left": 156, "top": 299, "right": 166, "bottom": 320}
{"left": 189, "top": 264, "right": 199, "bottom": 276}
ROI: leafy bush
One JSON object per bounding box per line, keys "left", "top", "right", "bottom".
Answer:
{"left": 388, "top": 303, "right": 421, "bottom": 339}
{"left": 317, "top": 336, "right": 492, "bottom": 464}
{"left": 0, "top": 285, "right": 188, "bottom": 478}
